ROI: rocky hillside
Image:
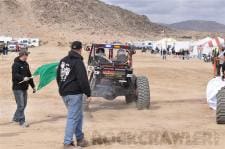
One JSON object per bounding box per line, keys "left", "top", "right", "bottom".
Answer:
{"left": 2, "top": 0, "right": 223, "bottom": 43}
{"left": 0, "top": 0, "right": 169, "bottom": 42}
{"left": 32, "top": 0, "right": 164, "bottom": 33}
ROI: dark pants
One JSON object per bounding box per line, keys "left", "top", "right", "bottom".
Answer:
{"left": 216, "top": 63, "right": 225, "bottom": 76}
{"left": 13, "top": 90, "right": 27, "bottom": 125}
{"left": 3, "top": 49, "right": 8, "bottom": 55}
{"left": 222, "top": 63, "right": 225, "bottom": 76}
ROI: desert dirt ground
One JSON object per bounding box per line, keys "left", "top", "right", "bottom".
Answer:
{"left": 0, "top": 46, "right": 225, "bottom": 149}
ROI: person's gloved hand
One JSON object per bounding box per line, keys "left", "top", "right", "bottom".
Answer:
{"left": 33, "top": 88, "right": 36, "bottom": 93}
{"left": 23, "top": 77, "right": 30, "bottom": 82}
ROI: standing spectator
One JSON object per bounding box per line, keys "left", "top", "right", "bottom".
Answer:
{"left": 3, "top": 44, "right": 8, "bottom": 55}
{"left": 12, "top": 50, "right": 36, "bottom": 127}
{"left": 16, "top": 44, "right": 20, "bottom": 52}
{"left": 212, "top": 48, "right": 219, "bottom": 77}
{"left": 217, "top": 48, "right": 225, "bottom": 76}
{"left": 222, "top": 60, "right": 225, "bottom": 80}
{"left": 162, "top": 49, "right": 167, "bottom": 60}
{"left": 57, "top": 41, "right": 91, "bottom": 148}
{"left": 182, "top": 49, "right": 185, "bottom": 60}
{"left": 187, "top": 50, "right": 190, "bottom": 60}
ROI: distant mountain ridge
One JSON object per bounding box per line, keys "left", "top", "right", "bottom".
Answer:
{"left": 168, "top": 20, "right": 225, "bottom": 33}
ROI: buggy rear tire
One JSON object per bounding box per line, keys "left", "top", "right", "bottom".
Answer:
{"left": 136, "top": 76, "right": 150, "bottom": 110}
{"left": 216, "top": 87, "right": 225, "bottom": 124}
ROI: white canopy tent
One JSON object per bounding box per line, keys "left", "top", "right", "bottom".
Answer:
{"left": 200, "top": 37, "right": 225, "bottom": 55}
{"left": 174, "top": 41, "right": 191, "bottom": 52}
{"left": 191, "top": 37, "right": 224, "bottom": 57}
{"left": 203, "top": 37, "right": 225, "bottom": 48}
{"left": 192, "top": 37, "right": 212, "bottom": 47}
{"left": 155, "top": 38, "right": 176, "bottom": 49}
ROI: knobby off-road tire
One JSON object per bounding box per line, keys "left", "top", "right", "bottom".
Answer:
{"left": 216, "top": 87, "right": 225, "bottom": 124}
{"left": 136, "top": 76, "right": 150, "bottom": 110}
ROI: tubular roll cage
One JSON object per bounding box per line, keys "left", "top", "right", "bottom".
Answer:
{"left": 88, "top": 44, "right": 136, "bottom": 66}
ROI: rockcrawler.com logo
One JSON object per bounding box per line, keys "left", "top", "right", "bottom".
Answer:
{"left": 88, "top": 130, "right": 220, "bottom": 146}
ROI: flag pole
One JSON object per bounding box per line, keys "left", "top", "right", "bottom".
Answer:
{"left": 18, "top": 76, "right": 34, "bottom": 84}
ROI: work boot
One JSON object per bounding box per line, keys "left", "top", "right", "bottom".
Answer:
{"left": 64, "top": 144, "right": 75, "bottom": 149}
{"left": 11, "top": 119, "right": 19, "bottom": 125}
{"left": 20, "top": 122, "right": 30, "bottom": 128}
{"left": 64, "top": 142, "right": 81, "bottom": 149}
{"left": 77, "top": 138, "right": 89, "bottom": 147}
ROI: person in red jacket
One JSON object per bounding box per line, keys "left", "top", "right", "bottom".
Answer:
{"left": 16, "top": 44, "right": 20, "bottom": 52}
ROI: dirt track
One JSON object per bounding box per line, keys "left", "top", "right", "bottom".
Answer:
{"left": 0, "top": 46, "right": 225, "bottom": 149}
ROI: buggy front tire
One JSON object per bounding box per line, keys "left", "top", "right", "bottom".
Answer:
{"left": 216, "top": 87, "right": 225, "bottom": 124}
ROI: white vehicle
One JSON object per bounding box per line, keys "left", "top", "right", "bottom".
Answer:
{"left": 30, "top": 38, "right": 39, "bottom": 47}
{"left": 132, "top": 41, "right": 153, "bottom": 50}
{"left": 143, "top": 41, "right": 153, "bottom": 49}
{"left": 20, "top": 39, "right": 31, "bottom": 47}
{"left": 132, "top": 41, "right": 145, "bottom": 49}
{"left": 18, "top": 43, "right": 28, "bottom": 50}
{"left": 18, "top": 38, "right": 40, "bottom": 47}
{"left": 7, "top": 40, "right": 18, "bottom": 52}
{"left": 17, "top": 38, "right": 31, "bottom": 47}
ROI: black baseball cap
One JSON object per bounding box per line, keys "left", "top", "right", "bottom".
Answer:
{"left": 19, "top": 50, "right": 30, "bottom": 57}
{"left": 71, "top": 41, "right": 82, "bottom": 50}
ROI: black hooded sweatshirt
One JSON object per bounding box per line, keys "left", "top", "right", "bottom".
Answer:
{"left": 12, "top": 57, "right": 35, "bottom": 90}
{"left": 56, "top": 50, "right": 91, "bottom": 97}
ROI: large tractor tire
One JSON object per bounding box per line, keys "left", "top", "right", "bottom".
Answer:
{"left": 216, "top": 87, "right": 225, "bottom": 124}
{"left": 136, "top": 76, "right": 150, "bottom": 110}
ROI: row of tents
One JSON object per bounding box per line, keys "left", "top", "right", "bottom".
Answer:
{"left": 192, "top": 37, "right": 225, "bottom": 57}
{"left": 130, "top": 37, "right": 225, "bottom": 57}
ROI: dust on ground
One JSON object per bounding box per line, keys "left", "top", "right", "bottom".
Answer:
{"left": 0, "top": 46, "right": 224, "bottom": 149}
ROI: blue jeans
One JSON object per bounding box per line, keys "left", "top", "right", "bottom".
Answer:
{"left": 13, "top": 90, "right": 27, "bottom": 125}
{"left": 62, "top": 94, "right": 84, "bottom": 145}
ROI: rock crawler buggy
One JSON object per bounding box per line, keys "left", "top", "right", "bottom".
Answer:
{"left": 86, "top": 44, "right": 150, "bottom": 110}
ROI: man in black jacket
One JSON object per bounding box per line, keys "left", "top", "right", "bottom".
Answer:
{"left": 12, "top": 50, "right": 36, "bottom": 127}
{"left": 57, "top": 41, "right": 91, "bottom": 149}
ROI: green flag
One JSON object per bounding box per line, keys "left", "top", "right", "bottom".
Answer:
{"left": 33, "top": 62, "right": 59, "bottom": 90}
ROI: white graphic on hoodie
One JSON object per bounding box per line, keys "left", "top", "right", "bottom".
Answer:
{"left": 60, "top": 62, "right": 71, "bottom": 82}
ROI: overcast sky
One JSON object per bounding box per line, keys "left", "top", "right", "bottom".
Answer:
{"left": 101, "top": 0, "right": 225, "bottom": 24}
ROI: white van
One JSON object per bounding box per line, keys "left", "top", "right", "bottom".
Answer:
{"left": 7, "top": 40, "right": 18, "bottom": 52}
{"left": 18, "top": 38, "right": 31, "bottom": 47}
{"left": 18, "top": 38, "right": 40, "bottom": 47}
{"left": 30, "top": 38, "right": 40, "bottom": 47}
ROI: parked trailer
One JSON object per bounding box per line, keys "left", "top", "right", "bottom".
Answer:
{"left": 0, "top": 36, "right": 13, "bottom": 44}
{"left": 18, "top": 38, "right": 40, "bottom": 47}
